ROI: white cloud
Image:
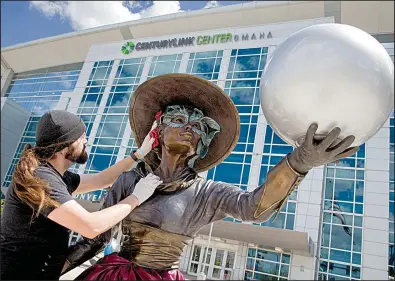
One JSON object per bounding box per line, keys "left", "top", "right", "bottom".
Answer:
{"left": 123, "top": 1, "right": 142, "bottom": 10}
{"left": 139, "top": 1, "right": 181, "bottom": 18}
{"left": 29, "top": 1, "right": 181, "bottom": 30}
{"left": 28, "top": 1, "right": 65, "bottom": 17}
{"left": 204, "top": 1, "right": 220, "bottom": 9}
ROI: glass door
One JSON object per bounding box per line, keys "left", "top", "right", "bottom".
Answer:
{"left": 188, "top": 245, "right": 213, "bottom": 276}
{"left": 211, "top": 249, "right": 236, "bottom": 280}
{"left": 198, "top": 247, "right": 213, "bottom": 276}
{"left": 223, "top": 251, "right": 236, "bottom": 280}
{"left": 188, "top": 245, "right": 236, "bottom": 280}
{"left": 188, "top": 245, "right": 202, "bottom": 274}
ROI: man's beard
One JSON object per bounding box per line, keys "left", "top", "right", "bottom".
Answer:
{"left": 65, "top": 145, "right": 88, "bottom": 164}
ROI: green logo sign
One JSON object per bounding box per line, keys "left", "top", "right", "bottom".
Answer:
{"left": 121, "top": 31, "right": 273, "bottom": 54}
{"left": 121, "top": 41, "right": 135, "bottom": 54}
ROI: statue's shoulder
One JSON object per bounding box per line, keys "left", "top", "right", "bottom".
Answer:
{"left": 115, "top": 169, "right": 138, "bottom": 183}
{"left": 193, "top": 177, "right": 216, "bottom": 193}
{"left": 111, "top": 169, "right": 141, "bottom": 193}
{"left": 196, "top": 178, "right": 238, "bottom": 194}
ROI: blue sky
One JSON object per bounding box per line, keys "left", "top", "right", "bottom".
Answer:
{"left": 1, "top": 1, "right": 250, "bottom": 48}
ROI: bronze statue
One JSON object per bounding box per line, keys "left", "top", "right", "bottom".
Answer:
{"left": 63, "top": 74, "right": 358, "bottom": 280}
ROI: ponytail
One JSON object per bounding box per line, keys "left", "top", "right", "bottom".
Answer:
{"left": 12, "top": 142, "right": 71, "bottom": 217}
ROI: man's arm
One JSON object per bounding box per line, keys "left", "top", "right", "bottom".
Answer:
{"left": 73, "top": 156, "right": 136, "bottom": 195}
{"left": 73, "top": 121, "right": 157, "bottom": 195}
{"left": 62, "top": 170, "right": 139, "bottom": 275}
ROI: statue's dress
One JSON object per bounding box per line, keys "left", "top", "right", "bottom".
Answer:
{"left": 65, "top": 157, "right": 304, "bottom": 280}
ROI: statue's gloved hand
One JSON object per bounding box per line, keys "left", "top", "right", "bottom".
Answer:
{"left": 135, "top": 121, "right": 158, "bottom": 159}
{"left": 288, "top": 123, "right": 360, "bottom": 174}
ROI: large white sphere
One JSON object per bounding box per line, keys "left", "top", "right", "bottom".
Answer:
{"left": 260, "top": 23, "right": 394, "bottom": 147}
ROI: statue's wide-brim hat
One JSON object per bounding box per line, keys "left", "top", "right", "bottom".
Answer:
{"left": 129, "top": 73, "right": 240, "bottom": 173}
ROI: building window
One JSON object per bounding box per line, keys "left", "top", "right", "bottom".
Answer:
{"left": 187, "top": 50, "right": 223, "bottom": 83}
{"left": 225, "top": 47, "right": 266, "bottom": 150}
{"left": 77, "top": 60, "right": 114, "bottom": 137}
{"left": 124, "top": 138, "right": 138, "bottom": 158}
{"left": 92, "top": 115, "right": 128, "bottom": 149}
{"left": 114, "top": 58, "right": 145, "bottom": 85}
{"left": 106, "top": 58, "right": 146, "bottom": 115}
{"left": 257, "top": 125, "right": 297, "bottom": 230}
{"left": 389, "top": 110, "right": 394, "bottom": 280}
{"left": 81, "top": 115, "right": 128, "bottom": 196}
{"left": 205, "top": 48, "right": 266, "bottom": 224}
{"left": 318, "top": 145, "right": 365, "bottom": 280}
{"left": 226, "top": 47, "right": 266, "bottom": 116}
{"left": 109, "top": 57, "right": 145, "bottom": 159}
{"left": 6, "top": 62, "right": 82, "bottom": 114}
{"left": 244, "top": 246, "right": 291, "bottom": 280}
{"left": 74, "top": 59, "right": 145, "bottom": 202}
{"left": 70, "top": 60, "right": 115, "bottom": 183}
{"left": 148, "top": 54, "right": 182, "bottom": 78}
{"left": 207, "top": 152, "right": 252, "bottom": 193}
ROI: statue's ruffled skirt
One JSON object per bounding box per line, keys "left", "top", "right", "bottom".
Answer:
{"left": 74, "top": 253, "right": 185, "bottom": 281}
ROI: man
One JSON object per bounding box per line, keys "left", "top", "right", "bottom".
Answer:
{"left": 1, "top": 110, "right": 162, "bottom": 280}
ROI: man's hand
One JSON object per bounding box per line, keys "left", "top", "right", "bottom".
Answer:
{"left": 134, "top": 121, "right": 158, "bottom": 159}
{"left": 288, "top": 123, "right": 360, "bottom": 174}
{"left": 131, "top": 173, "right": 162, "bottom": 205}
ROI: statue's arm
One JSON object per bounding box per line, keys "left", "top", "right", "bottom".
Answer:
{"left": 196, "top": 155, "right": 305, "bottom": 223}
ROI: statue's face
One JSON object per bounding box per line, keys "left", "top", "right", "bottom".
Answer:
{"left": 158, "top": 105, "right": 221, "bottom": 167}
{"left": 161, "top": 115, "right": 201, "bottom": 156}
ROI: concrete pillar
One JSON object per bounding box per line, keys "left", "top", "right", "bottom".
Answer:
{"left": 247, "top": 106, "right": 266, "bottom": 192}
{"left": 1, "top": 68, "right": 14, "bottom": 97}
{"left": 289, "top": 253, "right": 318, "bottom": 280}
{"left": 216, "top": 49, "right": 231, "bottom": 89}
{"left": 233, "top": 242, "right": 248, "bottom": 280}
{"left": 136, "top": 56, "right": 153, "bottom": 84}
{"left": 361, "top": 118, "right": 390, "bottom": 280}
{"left": 178, "top": 53, "right": 190, "bottom": 74}
{"left": 292, "top": 165, "right": 325, "bottom": 280}
{"left": 63, "top": 61, "right": 95, "bottom": 115}
{"left": 294, "top": 167, "right": 325, "bottom": 245}
{"left": 1, "top": 98, "right": 30, "bottom": 185}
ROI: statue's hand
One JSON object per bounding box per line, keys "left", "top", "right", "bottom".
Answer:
{"left": 288, "top": 123, "right": 359, "bottom": 174}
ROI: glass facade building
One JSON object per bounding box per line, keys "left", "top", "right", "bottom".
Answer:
{"left": 1, "top": 15, "right": 393, "bottom": 281}
{"left": 318, "top": 146, "right": 365, "bottom": 280}
{"left": 390, "top": 111, "right": 394, "bottom": 279}
{"left": 3, "top": 63, "right": 83, "bottom": 187}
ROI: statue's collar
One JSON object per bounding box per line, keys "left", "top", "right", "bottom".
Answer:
{"left": 133, "top": 161, "right": 200, "bottom": 194}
